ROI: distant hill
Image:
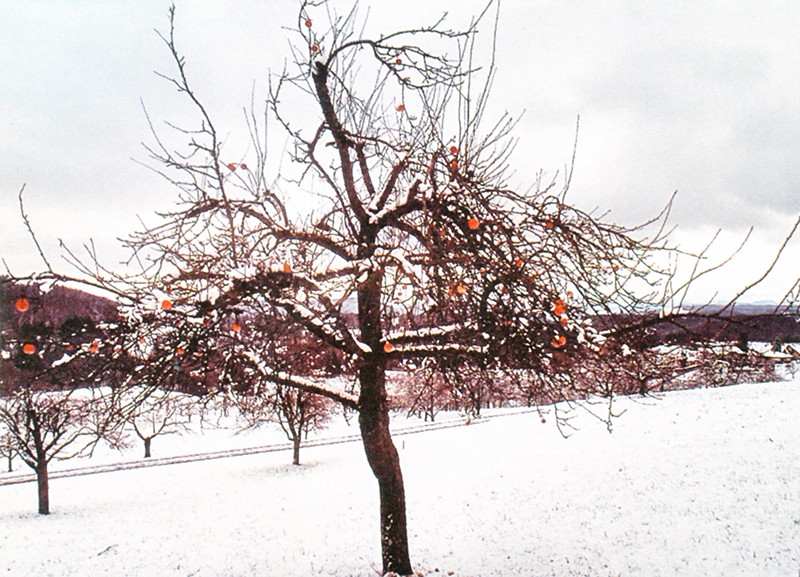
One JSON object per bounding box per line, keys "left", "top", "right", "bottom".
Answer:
{"left": 596, "top": 305, "right": 800, "bottom": 348}
{"left": 690, "top": 302, "right": 799, "bottom": 316}
{"left": 1, "top": 280, "right": 121, "bottom": 395}
{"left": 1, "top": 281, "right": 118, "bottom": 329}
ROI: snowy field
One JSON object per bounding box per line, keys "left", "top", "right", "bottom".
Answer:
{"left": 1, "top": 379, "right": 799, "bottom": 577}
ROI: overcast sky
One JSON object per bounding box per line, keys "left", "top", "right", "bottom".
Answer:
{"left": 1, "top": 1, "right": 798, "bottom": 302}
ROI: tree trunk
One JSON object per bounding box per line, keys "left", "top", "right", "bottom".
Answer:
{"left": 359, "top": 397, "right": 412, "bottom": 576}
{"left": 144, "top": 437, "right": 152, "bottom": 458}
{"left": 357, "top": 253, "right": 413, "bottom": 575}
{"left": 6, "top": 456, "right": 12, "bottom": 473}
{"left": 35, "top": 461, "right": 50, "bottom": 515}
{"left": 292, "top": 435, "right": 301, "bottom": 466}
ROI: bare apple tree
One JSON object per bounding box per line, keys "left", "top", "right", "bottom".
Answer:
{"left": 110, "top": 3, "right": 701, "bottom": 572}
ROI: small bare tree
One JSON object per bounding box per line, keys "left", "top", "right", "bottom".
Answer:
{"left": 275, "top": 386, "right": 333, "bottom": 466}
{"left": 0, "top": 388, "right": 117, "bottom": 514}
{"left": 235, "top": 382, "right": 333, "bottom": 466}
{"left": 0, "top": 427, "right": 17, "bottom": 472}
{"left": 393, "top": 365, "right": 453, "bottom": 422}
{"left": 124, "top": 387, "right": 192, "bottom": 458}
{"left": 215, "top": 311, "right": 338, "bottom": 465}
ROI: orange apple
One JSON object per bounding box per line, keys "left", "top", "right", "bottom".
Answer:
{"left": 552, "top": 299, "right": 566, "bottom": 316}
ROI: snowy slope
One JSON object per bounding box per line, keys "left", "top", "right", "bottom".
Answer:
{"left": 1, "top": 380, "right": 798, "bottom": 577}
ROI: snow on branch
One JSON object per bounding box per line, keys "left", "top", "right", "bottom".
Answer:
{"left": 384, "top": 322, "right": 478, "bottom": 343}
{"left": 272, "top": 372, "right": 358, "bottom": 409}
{"left": 238, "top": 349, "right": 358, "bottom": 409}
{"left": 388, "top": 343, "right": 489, "bottom": 356}
{"left": 275, "top": 297, "right": 366, "bottom": 357}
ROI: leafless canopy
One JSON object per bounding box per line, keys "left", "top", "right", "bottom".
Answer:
{"left": 105, "top": 2, "right": 705, "bottom": 410}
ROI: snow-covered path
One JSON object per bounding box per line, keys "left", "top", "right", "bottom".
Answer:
{"left": 0, "top": 415, "right": 494, "bottom": 487}
{"left": 1, "top": 380, "right": 798, "bottom": 576}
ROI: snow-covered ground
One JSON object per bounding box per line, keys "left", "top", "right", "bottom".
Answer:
{"left": 1, "top": 379, "right": 799, "bottom": 576}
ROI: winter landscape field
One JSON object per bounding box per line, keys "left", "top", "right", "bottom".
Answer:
{"left": 2, "top": 2, "right": 800, "bottom": 577}
{"left": 1, "top": 378, "right": 798, "bottom": 577}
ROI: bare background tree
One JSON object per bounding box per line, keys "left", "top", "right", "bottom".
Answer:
{"left": 0, "top": 426, "right": 17, "bottom": 472}
{"left": 0, "top": 388, "right": 113, "bottom": 514}
{"left": 123, "top": 386, "right": 192, "bottom": 458}
{"left": 235, "top": 382, "right": 334, "bottom": 466}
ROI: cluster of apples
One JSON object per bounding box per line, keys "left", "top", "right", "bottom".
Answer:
{"left": 551, "top": 297, "right": 570, "bottom": 348}
{"left": 14, "top": 298, "right": 37, "bottom": 355}
{"left": 14, "top": 297, "right": 104, "bottom": 356}
{"left": 303, "top": 18, "right": 321, "bottom": 53}
{"left": 449, "top": 145, "right": 460, "bottom": 172}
